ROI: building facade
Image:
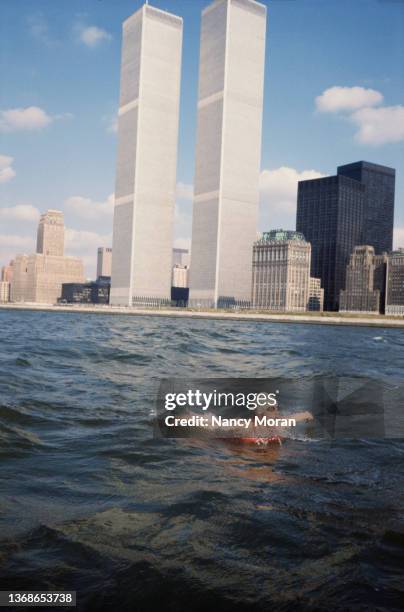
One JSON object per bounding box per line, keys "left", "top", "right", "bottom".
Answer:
{"left": 36, "top": 210, "right": 64, "bottom": 256}
{"left": 297, "top": 174, "right": 365, "bottom": 311}
{"left": 337, "top": 161, "right": 395, "bottom": 255}
{"left": 339, "top": 245, "right": 387, "bottom": 314}
{"left": 60, "top": 277, "right": 110, "bottom": 305}
{"left": 189, "top": 0, "right": 266, "bottom": 308}
{"left": 10, "top": 210, "right": 84, "bottom": 304}
{"left": 97, "top": 247, "right": 112, "bottom": 278}
{"left": 308, "top": 277, "right": 324, "bottom": 312}
{"left": 386, "top": 249, "right": 404, "bottom": 315}
{"left": 172, "top": 248, "right": 189, "bottom": 268}
{"left": 172, "top": 265, "right": 189, "bottom": 288}
{"left": 0, "top": 262, "right": 13, "bottom": 301}
{"left": 171, "top": 286, "right": 189, "bottom": 307}
{"left": 251, "top": 230, "right": 311, "bottom": 311}
{"left": 11, "top": 254, "right": 84, "bottom": 304}
{"left": 110, "top": 4, "right": 183, "bottom": 306}
{"left": 0, "top": 281, "right": 10, "bottom": 303}
{"left": 1, "top": 261, "right": 14, "bottom": 283}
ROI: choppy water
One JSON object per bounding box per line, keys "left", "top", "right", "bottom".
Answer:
{"left": 0, "top": 310, "right": 403, "bottom": 611}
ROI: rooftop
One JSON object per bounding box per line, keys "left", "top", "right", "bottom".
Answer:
{"left": 256, "top": 230, "right": 307, "bottom": 244}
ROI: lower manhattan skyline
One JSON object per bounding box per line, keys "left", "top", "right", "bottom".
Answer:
{"left": 1, "top": 0, "right": 404, "bottom": 279}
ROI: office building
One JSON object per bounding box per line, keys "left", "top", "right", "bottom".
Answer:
{"left": 172, "top": 248, "right": 189, "bottom": 268}
{"left": 11, "top": 254, "right": 84, "bottom": 304}
{"left": 251, "top": 230, "right": 311, "bottom": 311}
{"left": 171, "top": 250, "right": 189, "bottom": 306}
{"left": 172, "top": 265, "right": 189, "bottom": 288}
{"left": 36, "top": 210, "right": 64, "bottom": 256}
{"left": 189, "top": 0, "right": 266, "bottom": 308}
{"left": 337, "top": 162, "right": 395, "bottom": 254}
{"left": 60, "top": 277, "right": 110, "bottom": 305}
{"left": 386, "top": 249, "right": 404, "bottom": 315}
{"left": 1, "top": 261, "right": 13, "bottom": 283}
{"left": 339, "top": 246, "right": 387, "bottom": 314}
{"left": 171, "top": 262, "right": 189, "bottom": 306}
{"left": 171, "top": 286, "right": 189, "bottom": 307}
{"left": 0, "top": 281, "right": 10, "bottom": 303}
{"left": 10, "top": 210, "right": 84, "bottom": 304}
{"left": 110, "top": 4, "right": 183, "bottom": 306}
{"left": 10, "top": 255, "right": 29, "bottom": 302}
{"left": 308, "top": 277, "right": 324, "bottom": 312}
{"left": 297, "top": 174, "right": 365, "bottom": 311}
{"left": 97, "top": 247, "right": 112, "bottom": 279}
{"left": 172, "top": 248, "right": 189, "bottom": 293}
{"left": 1, "top": 263, "right": 13, "bottom": 301}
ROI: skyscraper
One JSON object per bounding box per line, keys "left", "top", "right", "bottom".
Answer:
{"left": 1, "top": 261, "right": 13, "bottom": 283}
{"left": 172, "top": 248, "right": 189, "bottom": 268}
{"left": 97, "top": 247, "right": 112, "bottom": 279}
{"left": 110, "top": 4, "right": 183, "bottom": 306}
{"left": 36, "top": 210, "right": 64, "bottom": 256}
{"left": 172, "top": 266, "right": 189, "bottom": 289}
{"left": 297, "top": 175, "right": 364, "bottom": 311}
{"left": 11, "top": 210, "right": 84, "bottom": 304}
{"left": 0, "top": 281, "right": 10, "bottom": 303}
{"left": 337, "top": 161, "right": 395, "bottom": 254}
{"left": 189, "top": 0, "right": 266, "bottom": 308}
{"left": 251, "top": 230, "right": 312, "bottom": 311}
{"left": 339, "top": 246, "right": 387, "bottom": 314}
{"left": 386, "top": 249, "right": 404, "bottom": 315}
{"left": 308, "top": 277, "right": 324, "bottom": 312}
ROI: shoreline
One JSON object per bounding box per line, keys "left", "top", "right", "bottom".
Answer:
{"left": 1, "top": 302, "right": 404, "bottom": 329}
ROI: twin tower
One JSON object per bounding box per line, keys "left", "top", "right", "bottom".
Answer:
{"left": 110, "top": 0, "right": 267, "bottom": 308}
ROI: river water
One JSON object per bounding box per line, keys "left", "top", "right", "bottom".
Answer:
{"left": 0, "top": 310, "right": 403, "bottom": 611}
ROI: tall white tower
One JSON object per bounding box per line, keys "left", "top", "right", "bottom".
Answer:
{"left": 189, "top": 0, "right": 266, "bottom": 308}
{"left": 110, "top": 4, "right": 183, "bottom": 306}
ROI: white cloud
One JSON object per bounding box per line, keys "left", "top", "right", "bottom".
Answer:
{"left": 0, "top": 204, "right": 40, "bottom": 223}
{"left": 63, "top": 191, "right": 114, "bottom": 275}
{"left": 0, "top": 204, "right": 40, "bottom": 265}
{"left": 176, "top": 182, "right": 193, "bottom": 201}
{"left": 65, "top": 228, "right": 112, "bottom": 277}
{"left": 64, "top": 193, "right": 114, "bottom": 220}
{"left": 172, "top": 170, "right": 328, "bottom": 244}
{"left": 316, "top": 86, "right": 383, "bottom": 113}
{"left": 0, "top": 234, "right": 35, "bottom": 268}
{"left": 65, "top": 228, "right": 112, "bottom": 252}
{"left": 350, "top": 105, "right": 404, "bottom": 145}
{"left": 0, "top": 155, "right": 16, "bottom": 183}
{"left": 315, "top": 86, "right": 404, "bottom": 146}
{"left": 0, "top": 106, "right": 53, "bottom": 132}
{"left": 315, "top": 85, "right": 404, "bottom": 146}
{"left": 0, "top": 234, "right": 34, "bottom": 250}
{"left": 79, "top": 26, "right": 111, "bottom": 48}
{"left": 394, "top": 227, "right": 404, "bottom": 250}
{"left": 259, "top": 166, "right": 326, "bottom": 231}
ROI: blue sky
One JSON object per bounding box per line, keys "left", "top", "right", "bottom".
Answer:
{"left": 0, "top": 0, "right": 403, "bottom": 276}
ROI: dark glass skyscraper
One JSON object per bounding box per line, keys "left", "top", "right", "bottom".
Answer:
{"left": 297, "top": 175, "right": 365, "bottom": 311}
{"left": 337, "top": 161, "right": 395, "bottom": 254}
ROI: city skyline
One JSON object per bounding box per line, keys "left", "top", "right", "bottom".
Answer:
{"left": 1, "top": 0, "right": 404, "bottom": 277}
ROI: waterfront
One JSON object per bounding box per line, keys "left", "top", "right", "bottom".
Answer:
{"left": 1, "top": 303, "right": 404, "bottom": 329}
{"left": 0, "top": 310, "right": 403, "bottom": 611}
